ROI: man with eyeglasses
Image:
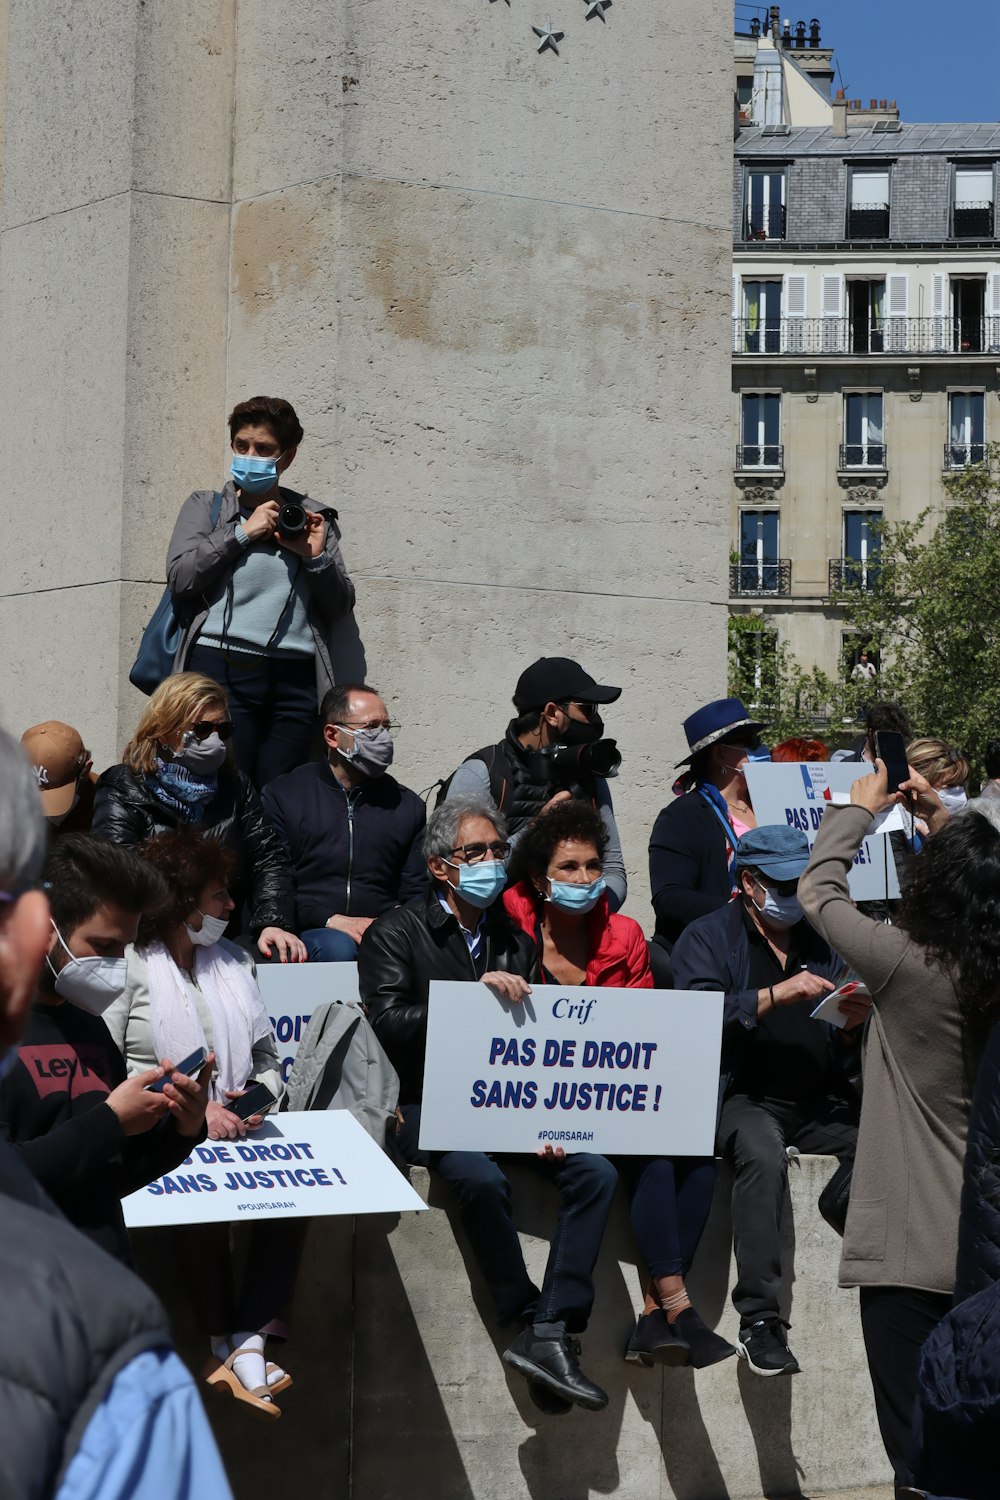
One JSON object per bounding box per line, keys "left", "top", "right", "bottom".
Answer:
{"left": 360, "top": 796, "right": 618, "bottom": 1414}
{"left": 262, "top": 683, "right": 426, "bottom": 962}
{"left": 442, "top": 657, "right": 627, "bottom": 910}
{"left": 672, "top": 826, "right": 863, "bottom": 1378}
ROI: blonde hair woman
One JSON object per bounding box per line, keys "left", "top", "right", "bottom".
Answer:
{"left": 93, "top": 673, "right": 305, "bottom": 962}
{"left": 906, "top": 737, "right": 970, "bottom": 817}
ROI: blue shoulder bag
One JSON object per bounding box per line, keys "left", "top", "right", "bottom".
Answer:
{"left": 129, "top": 492, "right": 223, "bottom": 696}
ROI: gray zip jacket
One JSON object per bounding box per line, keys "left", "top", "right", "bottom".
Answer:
{"left": 166, "top": 480, "right": 355, "bottom": 699}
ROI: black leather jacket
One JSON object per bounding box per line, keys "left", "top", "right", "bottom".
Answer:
{"left": 360, "top": 885, "right": 541, "bottom": 1105}
{"left": 93, "top": 763, "right": 295, "bottom": 934}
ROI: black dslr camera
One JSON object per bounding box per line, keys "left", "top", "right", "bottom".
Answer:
{"left": 278, "top": 500, "right": 307, "bottom": 538}
{"left": 526, "top": 739, "right": 621, "bottom": 787}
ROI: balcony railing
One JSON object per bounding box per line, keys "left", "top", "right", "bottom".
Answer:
{"left": 839, "top": 442, "right": 887, "bottom": 471}
{"left": 730, "top": 559, "right": 792, "bottom": 597}
{"left": 736, "top": 443, "right": 784, "bottom": 470}
{"left": 847, "top": 205, "right": 890, "bottom": 239}
{"left": 953, "top": 203, "right": 995, "bottom": 238}
{"left": 829, "top": 558, "right": 881, "bottom": 593}
{"left": 743, "top": 207, "right": 786, "bottom": 242}
{"left": 944, "top": 441, "right": 987, "bottom": 469}
{"left": 734, "top": 316, "right": 1000, "bottom": 356}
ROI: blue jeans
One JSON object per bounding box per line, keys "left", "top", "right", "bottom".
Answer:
{"left": 302, "top": 927, "right": 359, "bottom": 963}
{"left": 187, "top": 643, "right": 317, "bottom": 788}
{"left": 396, "top": 1104, "right": 617, "bottom": 1332}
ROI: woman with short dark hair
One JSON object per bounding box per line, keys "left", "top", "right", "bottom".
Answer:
{"left": 798, "top": 771, "right": 1000, "bottom": 1493}
{"left": 165, "top": 395, "right": 355, "bottom": 786}
{"left": 505, "top": 801, "right": 736, "bottom": 1372}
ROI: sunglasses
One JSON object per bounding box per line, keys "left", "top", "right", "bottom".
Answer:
{"left": 189, "top": 720, "right": 235, "bottom": 742}
{"left": 450, "top": 841, "right": 511, "bottom": 865}
{"left": 559, "top": 700, "right": 600, "bottom": 721}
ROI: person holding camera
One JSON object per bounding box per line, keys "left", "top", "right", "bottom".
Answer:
{"left": 442, "top": 657, "right": 626, "bottom": 910}
{"left": 166, "top": 396, "right": 355, "bottom": 788}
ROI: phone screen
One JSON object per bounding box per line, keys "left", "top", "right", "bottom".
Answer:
{"left": 145, "top": 1046, "right": 208, "bottom": 1093}
{"left": 230, "top": 1083, "right": 277, "bottom": 1121}
{"left": 875, "top": 731, "right": 909, "bottom": 796}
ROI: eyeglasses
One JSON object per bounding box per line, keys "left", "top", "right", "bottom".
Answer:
{"left": 189, "top": 721, "right": 235, "bottom": 742}
{"left": 336, "top": 719, "right": 400, "bottom": 732}
{"left": 449, "top": 841, "right": 511, "bottom": 865}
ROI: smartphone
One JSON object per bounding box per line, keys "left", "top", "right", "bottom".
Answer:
{"left": 145, "top": 1046, "right": 208, "bottom": 1093}
{"left": 229, "top": 1082, "right": 277, "bottom": 1122}
{"left": 874, "top": 731, "right": 909, "bottom": 796}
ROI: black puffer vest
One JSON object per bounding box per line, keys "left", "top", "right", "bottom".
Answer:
{"left": 0, "top": 1140, "right": 170, "bottom": 1498}
{"left": 465, "top": 724, "right": 593, "bottom": 835}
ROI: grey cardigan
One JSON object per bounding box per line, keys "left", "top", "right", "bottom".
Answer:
{"left": 166, "top": 480, "right": 355, "bottom": 699}
{"left": 798, "top": 803, "right": 974, "bottom": 1294}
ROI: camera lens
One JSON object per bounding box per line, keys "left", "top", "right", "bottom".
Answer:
{"left": 278, "top": 501, "right": 307, "bottom": 538}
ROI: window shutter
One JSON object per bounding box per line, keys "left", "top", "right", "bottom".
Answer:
{"left": 821, "top": 273, "right": 843, "bottom": 353}
{"left": 733, "top": 274, "right": 740, "bottom": 352}
{"left": 931, "top": 272, "right": 947, "bottom": 351}
{"left": 784, "top": 273, "right": 807, "bottom": 352}
{"left": 955, "top": 168, "right": 994, "bottom": 208}
{"left": 886, "top": 272, "right": 909, "bottom": 352}
{"left": 988, "top": 272, "right": 1000, "bottom": 352}
{"left": 851, "top": 169, "right": 889, "bottom": 207}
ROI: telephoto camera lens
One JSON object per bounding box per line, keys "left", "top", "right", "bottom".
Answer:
{"left": 278, "top": 501, "right": 307, "bottom": 538}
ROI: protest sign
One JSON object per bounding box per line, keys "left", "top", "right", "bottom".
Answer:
{"left": 256, "top": 963, "right": 360, "bottom": 1082}
{"left": 745, "top": 760, "right": 900, "bottom": 901}
{"left": 123, "top": 1109, "right": 423, "bottom": 1228}
{"left": 418, "top": 981, "right": 723, "bottom": 1156}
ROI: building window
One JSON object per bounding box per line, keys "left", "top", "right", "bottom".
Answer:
{"left": 847, "top": 167, "right": 890, "bottom": 239}
{"left": 953, "top": 165, "right": 995, "bottom": 238}
{"left": 739, "top": 393, "right": 782, "bottom": 469}
{"left": 744, "top": 169, "right": 786, "bottom": 241}
{"left": 840, "top": 510, "right": 882, "bottom": 590}
{"left": 734, "top": 624, "right": 779, "bottom": 710}
{"left": 842, "top": 392, "right": 885, "bottom": 469}
{"left": 742, "top": 281, "right": 782, "bottom": 353}
{"left": 947, "top": 391, "right": 986, "bottom": 468}
{"left": 734, "top": 509, "right": 785, "bottom": 595}
{"left": 952, "top": 277, "right": 987, "bottom": 352}
{"left": 843, "top": 636, "right": 880, "bottom": 680}
{"left": 847, "top": 279, "right": 885, "bottom": 353}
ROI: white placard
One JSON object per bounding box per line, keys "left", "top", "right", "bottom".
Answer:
{"left": 417, "top": 982, "right": 723, "bottom": 1156}
{"left": 255, "top": 963, "right": 361, "bottom": 1083}
{"left": 123, "top": 1110, "right": 424, "bottom": 1228}
{"left": 744, "top": 761, "right": 900, "bottom": 901}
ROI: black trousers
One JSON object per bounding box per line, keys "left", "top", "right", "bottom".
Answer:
{"left": 396, "top": 1104, "right": 618, "bottom": 1334}
{"left": 717, "top": 1091, "right": 859, "bottom": 1324}
{"left": 860, "top": 1285, "right": 952, "bottom": 1494}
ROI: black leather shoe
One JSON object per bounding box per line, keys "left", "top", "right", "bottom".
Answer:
{"left": 624, "top": 1310, "right": 691, "bottom": 1367}
{"left": 503, "top": 1328, "right": 609, "bottom": 1411}
{"left": 671, "top": 1307, "right": 738, "bottom": 1369}
{"left": 527, "top": 1380, "right": 572, "bottom": 1416}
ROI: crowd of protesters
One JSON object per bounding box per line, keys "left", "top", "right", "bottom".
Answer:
{"left": 5, "top": 396, "right": 999, "bottom": 1500}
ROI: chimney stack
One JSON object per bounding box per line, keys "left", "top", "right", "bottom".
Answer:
{"left": 770, "top": 5, "right": 781, "bottom": 43}
{"left": 832, "top": 89, "right": 848, "bottom": 137}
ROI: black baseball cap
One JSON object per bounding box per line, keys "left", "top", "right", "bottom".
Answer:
{"left": 513, "top": 657, "right": 622, "bottom": 713}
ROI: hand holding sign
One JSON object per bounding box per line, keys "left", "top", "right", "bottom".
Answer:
{"left": 483, "top": 972, "right": 533, "bottom": 1005}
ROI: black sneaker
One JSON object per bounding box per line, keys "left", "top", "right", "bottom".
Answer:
{"left": 503, "top": 1328, "right": 609, "bottom": 1410}
{"left": 624, "top": 1310, "right": 691, "bottom": 1368}
{"left": 737, "top": 1319, "right": 801, "bottom": 1376}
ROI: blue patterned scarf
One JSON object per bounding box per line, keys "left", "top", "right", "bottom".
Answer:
{"left": 146, "top": 759, "right": 218, "bottom": 824}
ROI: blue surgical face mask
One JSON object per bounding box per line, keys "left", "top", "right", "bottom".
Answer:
{"left": 231, "top": 454, "right": 280, "bottom": 495}
{"left": 746, "top": 745, "right": 772, "bottom": 763}
{"left": 547, "top": 876, "right": 606, "bottom": 915}
{"left": 937, "top": 786, "right": 968, "bottom": 815}
{"left": 751, "top": 883, "right": 803, "bottom": 931}
{"left": 446, "top": 859, "right": 507, "bottom": 910}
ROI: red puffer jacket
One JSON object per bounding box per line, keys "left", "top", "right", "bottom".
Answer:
{"left": 503, "top": 881, "right": 653, "bottom": 988}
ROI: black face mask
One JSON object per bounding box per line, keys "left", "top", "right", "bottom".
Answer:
{"left": 560, "top": 714, "right": 604, "bottom": 747}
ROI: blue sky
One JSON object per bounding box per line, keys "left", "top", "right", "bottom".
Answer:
{"left": 738, "top": 2, "right": 1000, "bottom": 124}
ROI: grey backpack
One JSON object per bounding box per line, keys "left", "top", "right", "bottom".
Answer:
{"left": 284, "top": 1001, "right": 399, "bottom": 1148}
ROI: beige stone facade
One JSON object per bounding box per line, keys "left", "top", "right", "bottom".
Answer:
{"left": 0, "top": 0, "right": 732, "bottom": 913}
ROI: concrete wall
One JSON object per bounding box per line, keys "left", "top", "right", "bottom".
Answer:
{"left": 0, "top": 0, "right": 733, "bottom": 919}
{"left": 134, "top": 1154, "right": 893, "bottom": 1499}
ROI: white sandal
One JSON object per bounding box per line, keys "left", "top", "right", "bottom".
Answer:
{"left": 203, "top": 1343, "right": 281, "bottom": 1420}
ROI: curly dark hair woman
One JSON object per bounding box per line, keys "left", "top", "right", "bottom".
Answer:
{"left": 507, "top": 799, "right": 609, "bottom": 894}
{"left": 797, "top": 770, "right": 1000, "bottom": 1488}
{"left": 137, "top": 830, "right": 237, "bottom": 947}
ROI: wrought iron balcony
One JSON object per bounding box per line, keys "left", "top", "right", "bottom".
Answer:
{"left": 944, "top": 441, "right": 987, "bottom": 469}
{"left": 953, "top": 203, "right": 995, "bottom": 238}
{"left": 743, "top": 207, "right": 786, "bottom": 242}
{"left": 847, "top": 205, "right": 890, "bottom": 239}
{"left": 733, "top": 316, "right": 1000, "bottom": 356}
{"left": 839, "top": 443, "right": 887, "bottom": 471}
{"left": 829, "top": 558, "right": 881, "bottom": 594}
{"left": 736, "top": 443, "right": 784, "bottom": 471}
{"left": 730, "top": 559, "right": 792, "bottom": 597}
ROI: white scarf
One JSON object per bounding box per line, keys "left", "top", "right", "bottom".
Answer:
{"left": 143, "top": 940, "right": 274, "bottom": 1100}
